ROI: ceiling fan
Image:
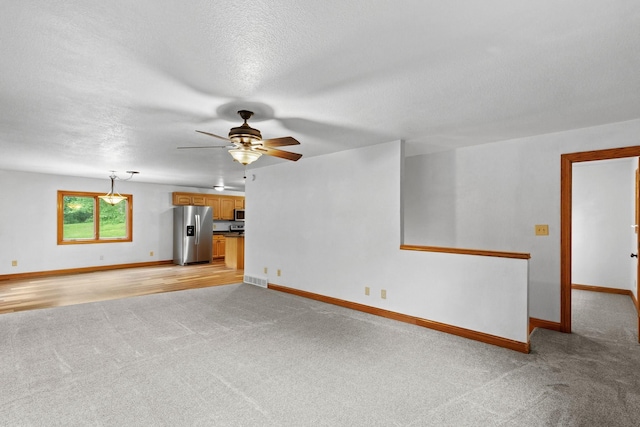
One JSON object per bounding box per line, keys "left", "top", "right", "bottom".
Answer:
{"left": 178, "top": 110, "right": 302, "bottom": 166}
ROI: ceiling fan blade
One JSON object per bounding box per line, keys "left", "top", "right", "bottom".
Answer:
{"left": 254, "top": 146, "right": 302, "bottom": 161}
{"left": 261, "top": 136, "right": 300, "bottom": 147}
{"left": 195, "top": 130, "right": 231, "bottom": 142}
{"left": 177, "top": 145, "right": 231, "bottom": 149}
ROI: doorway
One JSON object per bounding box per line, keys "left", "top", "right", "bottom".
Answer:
{"left": 560, "top": 145, "right": 640, "bottom": 338}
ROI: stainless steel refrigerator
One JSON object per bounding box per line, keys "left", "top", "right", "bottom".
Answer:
{"left": 173, "top": 206, "right": 213, "bottom": 265}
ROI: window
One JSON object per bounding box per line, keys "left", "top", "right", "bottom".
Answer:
{"left": 57, "top": 191, "right": 133, "bottom": 244}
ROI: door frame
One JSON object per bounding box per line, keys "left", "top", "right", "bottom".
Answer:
{"left": 560, "top": 145, "right": 640, "bottom": 333}
{"left": 636, "top": 159, "right": 640, "bottom": 342}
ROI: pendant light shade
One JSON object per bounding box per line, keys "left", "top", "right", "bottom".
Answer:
{"left": 229, "top": 148, "right": 261, "bottom": 165}
{"left": 100, "top": 193, "right": 127, "bottom": 205}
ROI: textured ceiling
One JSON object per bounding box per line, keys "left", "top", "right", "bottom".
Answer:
{"left": 1, "top": 1, "right": 639, "bottom": 190}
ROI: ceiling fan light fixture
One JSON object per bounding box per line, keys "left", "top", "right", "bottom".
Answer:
{"left": 229, "top": 148, "right": 262, "bottom": 165}
{"left": 190, "top": 110, "right": 302, "bottom": 167}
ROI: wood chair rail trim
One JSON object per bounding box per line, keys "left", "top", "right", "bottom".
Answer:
{"left": 400, "top": 244, "right": 530, "bottom": 260}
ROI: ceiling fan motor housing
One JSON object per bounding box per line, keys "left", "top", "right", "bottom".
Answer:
{"left": 228, "top": 124, "right": 262, "bottom": 144}
{"left": 229, "top": 110, "right": 262, "bottom": 145}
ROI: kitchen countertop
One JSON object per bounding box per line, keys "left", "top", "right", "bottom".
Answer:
{"left": 213, "top": 232, "right": 244, "bottom": 237}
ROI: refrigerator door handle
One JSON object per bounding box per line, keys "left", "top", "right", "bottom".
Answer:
{"left": 195, "top": 214, "right": 200, "bottom": 245}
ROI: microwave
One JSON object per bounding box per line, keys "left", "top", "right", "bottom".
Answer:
{"left": 234, "top": 209, "right": 245, "bottom": 221}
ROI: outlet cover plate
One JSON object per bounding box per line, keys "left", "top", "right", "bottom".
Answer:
{"left": 535, "top": 224, "right": 549, "bottom": 236}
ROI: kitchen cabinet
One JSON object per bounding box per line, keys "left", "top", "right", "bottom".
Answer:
{"left": 205, "top": 196, "right": 221, "bottom": 219}
{"left": 172, "top": 192, "right": 206, "bottom": 206}
{"left": 206, "top": 196, "right": 226, "bottom": 220}
{"left": 224, "top": 235, "right": 244, "bottom": 269}
{"left": 220, "top": 198, "right": 235, "bottom": 220}
{"left": 192, "top": 195, "right": 206, "bottom": 205}
{"left": 205, "top": 196, "right": 243, "bottom": 220}
{"left": 173, "top": 192, "right": 244, "bottom": 219}
{"left": 212, "top": 235, "right": 226, "bottom": 259}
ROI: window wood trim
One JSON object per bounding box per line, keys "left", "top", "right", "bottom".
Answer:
{"left": 57, "top": 190, "right": 133, "bottom": 245}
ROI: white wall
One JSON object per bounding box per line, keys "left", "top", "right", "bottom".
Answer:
{"left": 0, "top": 170, "right": 239, "bottom": 275}
{"left": 404, "top": 118, "right": 640, "bottom": 322}
{"left": 572, "top": 158, "right": 637, "bottom": 291}
{"left": 246, "top": 141, "right": 529, "bottom": 343}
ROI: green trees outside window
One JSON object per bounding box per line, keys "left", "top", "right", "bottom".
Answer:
{"left": 57, "top": 191, "right": 132, "bottom": 244}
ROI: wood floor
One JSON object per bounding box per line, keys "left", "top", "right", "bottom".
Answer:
{"left": 0, "top": 260, "right": 244, "bottom": 315}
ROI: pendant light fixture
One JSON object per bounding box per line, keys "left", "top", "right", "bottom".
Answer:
{"left": 99, "top": 170, "right": 139, "bottom": 205}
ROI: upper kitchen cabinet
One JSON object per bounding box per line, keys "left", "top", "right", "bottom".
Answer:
{"left": 203, "top": 195, "right": 244, "bottom": 220}
{"left": 173, "top": 192, "right": 244, "bottom": 219}
{"left": 220, "top": 198, "right": 235, "bottom": 220}
{"left": 172, "top": 192, "right": 206, "bottom": 206}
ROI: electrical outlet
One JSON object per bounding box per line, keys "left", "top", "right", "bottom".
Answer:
{"left": 277, "top": 269, "right": 281, "bottom": 277}
{"left": 365, "top": 286, "right": 370, "bottom": 296}
{"left": 535, "top": 224, "right": 549, "bottom": 236}
{"left": 264, "top": 267, "right": 268, "bottom": 274}
{"left": 100, "top": 255, "right": 104, "bottom": 260}
{"left": 11, "top": 260, "right": 17, "bottom": 267}
{"left": 381, "top": 289, "right": 387, "bottom": 299}
{"left": 150, "top": 251, "right": 154, "bottom": 257}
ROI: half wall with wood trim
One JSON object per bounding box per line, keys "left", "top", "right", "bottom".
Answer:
{"left": 245, "top": 141, "right": 530, "bottom": 353}
{"left": 266, "top": 246, "right": 530, "bottom": 352}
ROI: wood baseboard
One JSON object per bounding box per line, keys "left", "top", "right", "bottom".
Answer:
{"left": 572, "top": 283, "right": 639, "bottom": 316}
{"left": 572, "top": 283, "right": 632, "bottom": 295}
{"left": 268, "top": 283, "right": 529, "bottom": 354}
{"left": 0, "top": 260, "right": 174, "bottom": 281}
{"left": 529, "top": 317, "right": 563, "bottom": 334}
{"left": 529, "top": 284, "right": 640, "bottom": 335}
